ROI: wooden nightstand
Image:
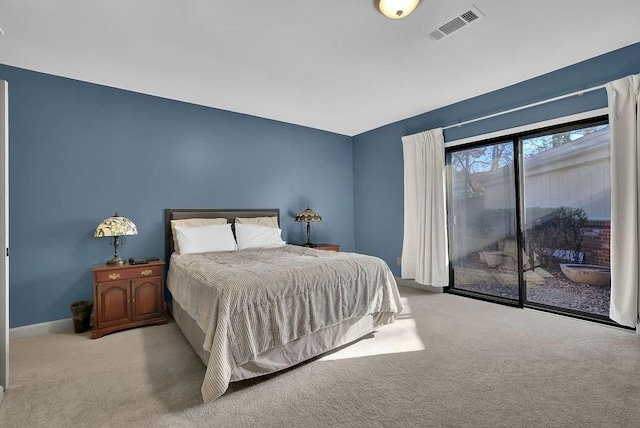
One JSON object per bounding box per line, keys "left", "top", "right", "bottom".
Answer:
{"left": 91, "top": 260, "right": 167, "bottom": 339}
{"left": 312, "top": 244, "right": 340, "bottom": 252}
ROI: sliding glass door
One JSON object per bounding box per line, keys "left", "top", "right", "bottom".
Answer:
{"left": 447, "top": 140, "right": 520, "bottom": 303}
{"left": 446, "top": 117, "right": 613, "bottom": 323}
{"left": 521, "top": 122, "right": 611, "bottom": 317}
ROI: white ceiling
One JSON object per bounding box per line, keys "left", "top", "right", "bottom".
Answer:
{"left": 0, "top": 0, "right": 639, "bottom": 136}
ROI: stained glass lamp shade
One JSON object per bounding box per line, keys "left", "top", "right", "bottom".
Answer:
{"left": 95, "top": 213, "right": 138, "bottom": 265}
{"left": 295, "top": 207, "right": 322, "bottom": 248}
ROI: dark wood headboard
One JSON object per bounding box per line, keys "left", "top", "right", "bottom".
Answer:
{"left": 164, "top": 208, "right": 280, "bottom": 264}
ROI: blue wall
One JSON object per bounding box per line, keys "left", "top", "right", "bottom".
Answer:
{"left": 353, "top": 42, "right": 640, "bottom": 276}
{"left": 5, "top": 41, "right": 640, "bottom": 327}
{"left": 1, "top": 64, "right": 354, "bottom": 328}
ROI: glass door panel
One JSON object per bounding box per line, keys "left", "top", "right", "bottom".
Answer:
{"left": 521, "top": 124, "right": 611, "bottom": 317}
{"left": 447, "top": 141, "right": 519, "bottom": 301}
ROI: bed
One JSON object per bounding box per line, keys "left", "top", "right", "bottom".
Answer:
{"left": 165, "top": 208, "right": 404, "bottom": 403}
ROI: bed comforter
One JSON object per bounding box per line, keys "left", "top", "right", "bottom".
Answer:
{"left": 167, "top": 245, "right": 403, "bottom": 402}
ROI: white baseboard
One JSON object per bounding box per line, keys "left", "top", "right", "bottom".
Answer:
{"left": 9, "top": 317, "right": 75, "bottom": 340}
{"left": 0, "top": 385, "right": 4, "bottom": 403}
{"left": 395, "top": 277, "right": 444, "bottom": 293}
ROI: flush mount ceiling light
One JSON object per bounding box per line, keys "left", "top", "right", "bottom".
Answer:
{"left": 379, "top": 0, "right": 420, "bottom": 19}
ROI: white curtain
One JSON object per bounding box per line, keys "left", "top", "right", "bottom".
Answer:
{"left": 607, "top": 74, "right": 640, "bottom": 328}
{"left": 401, "top": 128, "right": 449, "bottom": 287}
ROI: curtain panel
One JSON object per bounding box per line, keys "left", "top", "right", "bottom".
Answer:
{"left": 607, "top": 74, "right": 640, "bottom": 328}
{"left": 401, "top": 128, "right": 449, "bottom": 287}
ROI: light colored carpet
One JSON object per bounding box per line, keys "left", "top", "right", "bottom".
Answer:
{"left": 1, "top": 286, "right": 639, "bottom": 427}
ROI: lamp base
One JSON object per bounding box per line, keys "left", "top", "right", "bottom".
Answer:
{"left": 302, "top": 242, "right": 317, "bottom": 248}
{"left": 106, "top": 236, "right": 125, "bottom": 265}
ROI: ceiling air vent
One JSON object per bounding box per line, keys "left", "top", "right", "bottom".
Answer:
{"left": 429, "top": 5, "right": 485, "bottom": 41}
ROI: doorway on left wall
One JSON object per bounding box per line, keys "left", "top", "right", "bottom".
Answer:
{"left": 0, "top": 80, "right": 9, "bottom": 402}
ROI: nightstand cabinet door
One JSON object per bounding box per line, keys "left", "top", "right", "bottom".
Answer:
{"left": 131, "top": 277, "right": 163, "bottom": 322}
{"left": 95, "top": 280, "right": 130, "bottom": 329}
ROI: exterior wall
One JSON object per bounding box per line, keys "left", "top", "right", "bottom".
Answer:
{"left": 581, "top": 220, "right": 610, "bottom": 266}
{"left": 481, "top": 133, "right": 611, "bottom": 220}
{"left": 522, "top": 133, "right": 611, "bottom": 220}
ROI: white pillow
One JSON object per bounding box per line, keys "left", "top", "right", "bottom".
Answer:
{"left": 235, "top": 223, "right": 286, "bottom": 250}
{"left": 170, "top": 218, "right": 228, "bottom": 253}
{"left": 174, "top": 224, "right": 237, "bottom": 254}
{"left": 235, "top": 216, "right": 279, "bottom": 228}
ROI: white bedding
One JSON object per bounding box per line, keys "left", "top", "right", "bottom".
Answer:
{"left": 167, "top": 245, "right": 403, "bottom": 403}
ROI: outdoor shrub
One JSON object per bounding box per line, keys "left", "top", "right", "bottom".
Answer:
{"left": 470, "top": 207, "right": 516, "bottom": 249}
{"left": 471, "top": 206, "right": 589, "bottom": 267}
{"left": 526, "top": 206, "right": 588, "bottom": 265}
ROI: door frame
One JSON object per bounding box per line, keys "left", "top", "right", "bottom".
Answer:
{"left": 445, "top": 137, "right": 522, "bottom": 307}
{"left": 0, "top": 80, "right": 8, "bottom": 397}
{"left": 445, "top": 115, "right": 620, "bottom": 327}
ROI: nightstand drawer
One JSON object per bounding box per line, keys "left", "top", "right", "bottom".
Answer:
{"left": 95, "top": 265, "right": 162, "bottom": 282}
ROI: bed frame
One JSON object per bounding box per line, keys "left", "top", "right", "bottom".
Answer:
{"left": 164, "top": 208, "right": 280, "bottom": 265}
